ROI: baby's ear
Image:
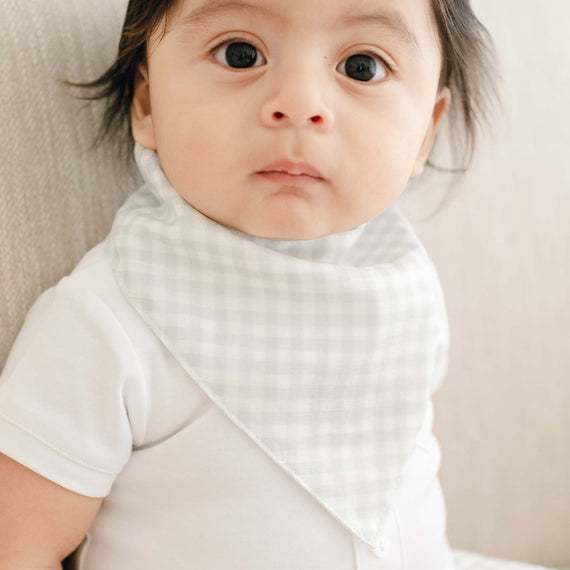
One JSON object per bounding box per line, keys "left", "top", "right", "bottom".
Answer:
{"left": 410, "top": 87, "right": 451, "bottom": 178}
{"left": 131, "top": 64, "right": 157, "bottom": 150}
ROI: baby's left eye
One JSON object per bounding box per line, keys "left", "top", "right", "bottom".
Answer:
{"left": 337, "top": 53, "right": 388, "bottom": 83}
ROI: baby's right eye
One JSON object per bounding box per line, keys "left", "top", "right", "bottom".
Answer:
{"left": 212, "top": 41, "right": 266, "bottom": 69}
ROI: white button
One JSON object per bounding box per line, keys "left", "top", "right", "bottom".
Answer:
{"left": 370, "top": 536, "right": 390, "bottom": 558}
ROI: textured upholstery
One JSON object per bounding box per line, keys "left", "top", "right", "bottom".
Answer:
{"left": 0, "top": 0, "right": 139, "bottom": 369}
{"left": 1, "top": 0, "right": 568, "bottom": 568}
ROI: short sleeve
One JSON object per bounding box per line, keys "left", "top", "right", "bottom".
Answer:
{"left": 0, "top": 269, "right": 147, "bottom": 497}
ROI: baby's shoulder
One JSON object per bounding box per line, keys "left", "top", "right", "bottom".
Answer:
{"left": 42, "top": 240, "right": 133, "bottom": 316}
{"left": 19, "top": 241, "right": 138, "bottom": 354}
{"left": 63, "top": 241, "right": 118, "bottom": 299}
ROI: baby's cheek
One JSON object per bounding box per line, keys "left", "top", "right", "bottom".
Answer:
{"left": 362, "top": 156, "right": 411, "bottom": 212}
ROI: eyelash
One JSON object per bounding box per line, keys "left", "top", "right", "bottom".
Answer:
{"left": 347, "top": 49, "right": 394, "bottom": 75}
{"left": 208, "top": 36, "right": 259, "bottom": 62}
{"left": 208, "top": 37, "right": 394, "bottom": 80}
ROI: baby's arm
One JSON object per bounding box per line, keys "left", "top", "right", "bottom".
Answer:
{"left": 0, "top": 453, "right": 103, "bottom": 570}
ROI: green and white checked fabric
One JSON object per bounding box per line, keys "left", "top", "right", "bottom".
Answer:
{"left": 107, "top": 144, "right": 449, "bottom": 550}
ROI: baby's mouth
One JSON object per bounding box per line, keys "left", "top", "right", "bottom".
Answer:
{"left": 256, "top": 171, "right": 323, "bottom": 186}
{"left": 257, "top": 159, "right": 324, "bottom": 186}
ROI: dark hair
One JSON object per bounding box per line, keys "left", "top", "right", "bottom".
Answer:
{"left": 430, "top": 0, "right": 499, "bottom": 172}
{"left": 75, "top": 0, "right": 177, "bottom": 159}
{"left": 78, "top": 0, "right": 498, "bottom": 171}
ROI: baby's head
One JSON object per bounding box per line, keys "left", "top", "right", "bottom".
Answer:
{"left": 90, "top": 0, "right": 496, "bottom": 240}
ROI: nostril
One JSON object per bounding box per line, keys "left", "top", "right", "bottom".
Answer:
{"left": 270, "top": 112, "right": 326, "bottom": 125}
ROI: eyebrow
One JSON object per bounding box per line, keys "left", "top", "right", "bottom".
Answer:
{"left": 340, "top": 10, "right": 420, "bottom": 51}
{"left": 180, "top": 0, "right": 420, "bottom": 51}
{"left": 181, "top": 0, "right": 272, "bottom": 27}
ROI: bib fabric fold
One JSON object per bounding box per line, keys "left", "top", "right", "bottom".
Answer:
{"left": 106, "top": 144, "right": 445, "bottom": 548}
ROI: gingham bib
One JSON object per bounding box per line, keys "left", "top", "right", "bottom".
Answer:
{"left": 106, "top": 144, "right": 445, "bottom": 548}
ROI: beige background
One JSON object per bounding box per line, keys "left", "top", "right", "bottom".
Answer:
{"left": 402, "top": 2, "right": 570, "bottom": 567}
{"left": 0, "top": 0, "right": 568, "bottom": 568}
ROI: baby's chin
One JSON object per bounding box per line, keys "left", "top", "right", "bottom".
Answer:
{"left": 234, "top": 213, "right": 371, "bottom": 242}
{"left": 226, "top": 218, "right": 346, "bottom": 242}
{"left": 223, "top": 209, "right": 376, "bottom": 241}
{"left": 186, "top": 192, "right": 370, "bottom": 241}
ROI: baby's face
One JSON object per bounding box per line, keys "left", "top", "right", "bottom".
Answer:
{"left": 132, "top": 0, "right": 449, "bottom": 239}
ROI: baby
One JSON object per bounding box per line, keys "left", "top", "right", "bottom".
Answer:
{"left": 0, "top": 1, "right": 527, "bottom": 569}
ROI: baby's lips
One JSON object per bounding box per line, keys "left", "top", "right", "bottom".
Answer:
{"left": 258, "top": 159, "right": 324, "bottom": 179}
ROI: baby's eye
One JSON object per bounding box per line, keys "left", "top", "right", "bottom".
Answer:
{"left": 212, "top": 41, "right": 266, "bottom": 69}
{"left": 337, "top": 53, "right": 388, "bottom": 83}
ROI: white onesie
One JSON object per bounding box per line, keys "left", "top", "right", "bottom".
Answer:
{"left": 0, "top": 243, "right": 452, "bottom": 569}
{"left": 0, "top": 146, "right": 455, "bottom": 569}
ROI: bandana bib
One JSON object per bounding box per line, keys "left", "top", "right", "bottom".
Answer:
{"left": 106, "top": 144, "right": 445, "bottom": 549}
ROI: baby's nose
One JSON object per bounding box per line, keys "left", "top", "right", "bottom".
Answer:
{"left": 259, "top": 70, "right": 335, "bottom": 132}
